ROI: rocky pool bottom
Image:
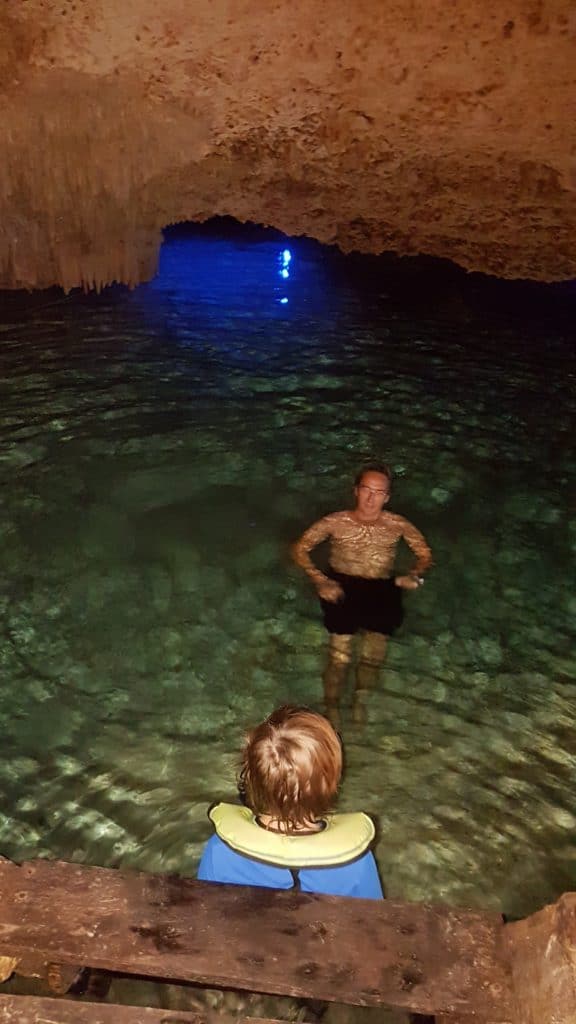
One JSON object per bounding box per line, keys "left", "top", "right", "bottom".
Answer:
{"left": 0, "top": 228, "right": 574, "bottom": 1017}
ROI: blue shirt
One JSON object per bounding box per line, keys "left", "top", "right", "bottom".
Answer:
{"left": 197, "top": 834, "right": 383, "bottom": 899}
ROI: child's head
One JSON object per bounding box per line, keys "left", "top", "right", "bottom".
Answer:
{"left": 239, "top": 705, "right": 342, "bottom": 829}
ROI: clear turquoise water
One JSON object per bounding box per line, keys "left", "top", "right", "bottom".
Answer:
{"left": 0, "top": 223, "right": 574, "bottom": 920}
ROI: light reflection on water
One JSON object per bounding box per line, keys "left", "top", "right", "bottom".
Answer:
{"left": 0, "top": 222, "right": 574, "bottom": 920}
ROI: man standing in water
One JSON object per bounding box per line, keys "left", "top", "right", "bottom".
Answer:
{"left": 292, "top": 464, "right": 432, "bottom": 720}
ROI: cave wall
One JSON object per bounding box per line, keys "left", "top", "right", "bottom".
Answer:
{"left": 0, "top": 0, "right": 575, "bottom": 290}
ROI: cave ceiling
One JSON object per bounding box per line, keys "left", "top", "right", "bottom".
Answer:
{"left": 0, "top": 0, "right": 575, "bottom": 290}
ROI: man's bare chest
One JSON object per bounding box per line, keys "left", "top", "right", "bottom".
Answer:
{"left": 330, "top": 519, "right": 402, "bottom": 550}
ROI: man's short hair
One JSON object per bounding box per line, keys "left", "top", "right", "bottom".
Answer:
{"left": 354, "top": 463, "right": 393, "bottom": 489}
{"left": 239, "top": 706, "right": 342, "bottom": 828}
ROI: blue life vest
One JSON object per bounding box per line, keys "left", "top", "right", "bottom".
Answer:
{"left": 197, "top": 803, "right": 383, "bottom": 899}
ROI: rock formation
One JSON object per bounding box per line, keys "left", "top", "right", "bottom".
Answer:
{"left": 0, "top": 0, "right": 575, "bottom": 290}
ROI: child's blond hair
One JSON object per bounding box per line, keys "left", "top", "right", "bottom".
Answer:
{"left": 239, "top": 705, "right": 342, "bottom": 829}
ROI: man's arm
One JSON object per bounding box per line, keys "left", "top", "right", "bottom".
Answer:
{"left": 395, "top": 519, "right": 433, "bottom": 590}
{"left": 292, "top": 517, "right": 343, "bottom": 602}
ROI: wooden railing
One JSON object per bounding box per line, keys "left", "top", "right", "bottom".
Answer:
{"left": 0, "top": 858, "right": 574, "bottom": 1023}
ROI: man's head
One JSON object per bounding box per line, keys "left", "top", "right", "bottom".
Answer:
{"left": 354, "top": 463, "right": 392, "bottom": 517}
{"left": 239, "top": 705, "right": 342, "bottom": 828}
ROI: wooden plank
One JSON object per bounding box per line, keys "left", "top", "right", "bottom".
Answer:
{"left": 502, "top": 892, "right": 576, "bottom": 1024}
{"left": 0, "top": 859, "right": 511, "bottom": 1017}
{"left": 435, "top": 1017, "right": 510, "bottom": 1023}
{"left": 0, "top": 994, "right": 282, "bottom": 1023}
{"left": 46, "top": 963, "right": 86, "bottom": 995}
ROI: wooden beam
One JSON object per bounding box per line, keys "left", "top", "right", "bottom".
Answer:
{"left": 0, "top": 859, "right": 510, "bottom": 1018}
{"left": 435, "top": 1017, "right": 507, "bottom": 1023}
{"left": 502, "top": 892, "right": 576, "bottom": 1024}
{"left": 0, "top": 994, "right": 282, "bottom": 1023}
{"left": 46, "top": 964, "right": 86, "bottom": 995}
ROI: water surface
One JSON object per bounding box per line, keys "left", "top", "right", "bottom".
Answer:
{"left": 0, "top": 223, "right": 574, "bottom": 920}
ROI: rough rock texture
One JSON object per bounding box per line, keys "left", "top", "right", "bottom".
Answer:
{"left": 0, "top": 0, "right": 575, "bottom": 290}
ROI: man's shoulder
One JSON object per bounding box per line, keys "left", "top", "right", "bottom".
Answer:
{"left": 323, "top": 510, "right": 358, "bottom": 530}
{"left": 379, "top": 510, "right": 413, "bottom": 529}
{"left": 311, "top": 510, "right": 352, "bottom": 527}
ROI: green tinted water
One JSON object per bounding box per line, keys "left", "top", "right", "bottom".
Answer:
{"left": 0, "top": 225, "right": 574, "bottom": 920}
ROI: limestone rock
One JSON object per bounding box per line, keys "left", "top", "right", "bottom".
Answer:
{"left": 1, "top": 0, "right": 575, "bottom": 289}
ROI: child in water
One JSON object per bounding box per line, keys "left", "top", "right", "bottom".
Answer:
{"left": 197, "top": 705, "right": 383, "bottom": 898}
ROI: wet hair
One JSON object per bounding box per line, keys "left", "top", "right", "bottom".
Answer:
{"left": 238, "top": 705, "right": 343, "bottom": 828}
{"left": 354, "top": 463, "right": 393, "bottom": 489}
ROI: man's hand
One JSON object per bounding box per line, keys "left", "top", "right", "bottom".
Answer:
{"left": 395, "top": 575, "right": 424, "bottom": 590}
{"left": 317, "top": 580, "right": 344, "bottom": 603}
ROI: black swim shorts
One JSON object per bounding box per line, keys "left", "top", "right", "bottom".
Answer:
{"left": 319, "top": 569, "right": 404, "bottom": 636}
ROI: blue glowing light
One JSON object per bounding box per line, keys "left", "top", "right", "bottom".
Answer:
{"left": 278, "top": 248, "right": 292, "bottom": 281}
{"left": 138, "top": 226, "right": 340, "bottom": 346}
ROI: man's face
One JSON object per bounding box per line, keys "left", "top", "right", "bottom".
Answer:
{"left": 354, "top": 471, "right": 390, "bottom": 517}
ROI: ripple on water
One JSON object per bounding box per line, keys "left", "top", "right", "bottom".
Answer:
{"left": 0, "top": 241, "right": 575, "bottom": 918}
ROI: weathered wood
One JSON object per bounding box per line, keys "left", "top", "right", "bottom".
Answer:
{"left": 435, "top": 1016, "right": 506, "bottom": 1023}
{"left": 47, "top": 963, "right": 86, "bottom": 995}
{"left": 0, "top": 994, "right": 281, "bottom": 1023}
{"left": 502, "top": 892, "right": 576, "bottom": 1024}
{"left": 0, "top": 959, "right": 17, "bottom": 984}
{"left": 0, "top": 858, "right": 510, "bottom": 1018}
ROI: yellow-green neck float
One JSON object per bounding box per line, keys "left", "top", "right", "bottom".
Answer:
{"left": 210, "top": 802, "right": 375, "bottom": 868}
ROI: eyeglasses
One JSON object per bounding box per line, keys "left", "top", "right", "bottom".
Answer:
{"left": 358, "top": 485, "right": 387, "bottom": 496}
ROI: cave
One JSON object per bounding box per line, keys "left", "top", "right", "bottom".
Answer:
{"left": 1, "top": 0, "right": 575, "bottom": 290}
